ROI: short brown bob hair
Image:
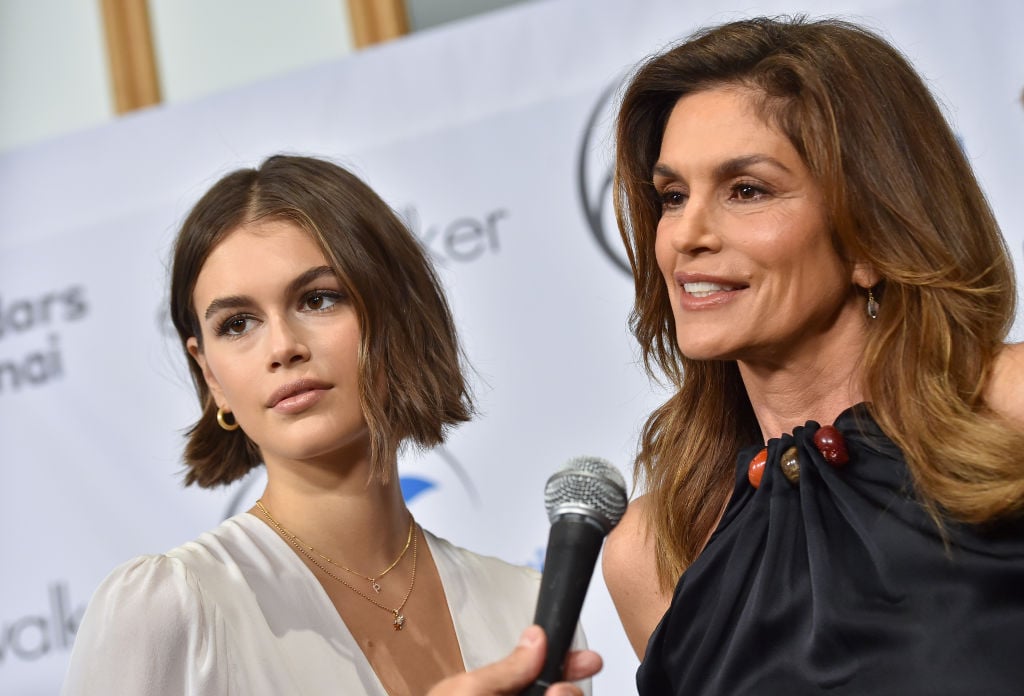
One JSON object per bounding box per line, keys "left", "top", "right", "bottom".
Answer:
{"left": 170, "top": 154, "right": 473, "bottom": 487}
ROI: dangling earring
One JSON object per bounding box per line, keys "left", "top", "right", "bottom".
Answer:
{"left": 866, "top": 287, "right": 879, "bottom": 320}
{"left": 217, "top": 407, "right": 240, "bottom": 431}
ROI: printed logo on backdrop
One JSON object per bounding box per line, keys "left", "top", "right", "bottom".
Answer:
{"left": 221, "top": 446, "right": 480, "bottom": 518}
{"left": 399, "top": 205, "right": 509, "bottom": 266}
{"left": 578, "top": 80, "right": 631, "bottom": 277}
{"left": 0, "top": 582, "right": 85, "bottom": 666}
{"left": 0, "top": 286, "right": 88, "bottom": 395}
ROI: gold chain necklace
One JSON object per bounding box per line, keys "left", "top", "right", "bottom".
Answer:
{"left": 256, "top": 501, "right": 412, "bottom": 593}
{"left": 310, "top": 515, "right": 412, "bottom": 593}
{"left": 255, "top": 500, "right": 418, "bottom": 631}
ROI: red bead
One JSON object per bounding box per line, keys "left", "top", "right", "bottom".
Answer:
{"left": 813, "top": 425, "right": 849, "bottom": 466}
{"left": 748, "top": 448, "right": 768, "bottom": 488}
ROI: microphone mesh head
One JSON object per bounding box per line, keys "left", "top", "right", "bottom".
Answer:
{"left": 543, "top": 456, "right": 628, "bottom": 531}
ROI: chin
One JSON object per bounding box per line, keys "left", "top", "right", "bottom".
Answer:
{"left": 676, "top": 336, "right": 733, "bottom": 362}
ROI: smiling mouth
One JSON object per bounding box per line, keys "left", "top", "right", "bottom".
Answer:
{"left": 683, "top": 281, "right": 744, "bottom": 298}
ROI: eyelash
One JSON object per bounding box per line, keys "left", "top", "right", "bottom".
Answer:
{"left": 731, "top": 181, "right": 767, "bottom": 200}
{"left": 213, "top": 289, "right": 347, "bottom": 338}
{"left": 215, "top": 314, "right": 256, "bottom": 338}
{"left": 656, "top": 180, "right": 769, "bottom": 211}
{"left": 658, "top": 188, "right": 687, "bottom": 210}
{"left": 301, "top": 289, "right": 345, "bottom": 312}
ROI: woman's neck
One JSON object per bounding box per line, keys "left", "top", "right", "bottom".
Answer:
{"left": 738, "top": 314, "right": 869, "bottom": 441}
{"left": 254, "top": 449, "right": 412, "bottom": 573}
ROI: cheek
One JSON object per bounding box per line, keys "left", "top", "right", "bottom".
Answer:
{"left": 772, "top": 238, "right": 849, "bottom": 306}
{"left": 324, "top": 324, "right": 362, "bottom": 380}
{"left": 654, "top": 224, "right": 676, "bottom": 280}
{"left": 205, "top": 351, "right": 254, "bottom": 401}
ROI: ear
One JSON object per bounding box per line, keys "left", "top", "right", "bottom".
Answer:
{"left": 851, "top": 261, "right": 881, "bottom": 290}
{"left": 187, "top": 336, "right": 227, "bottom": 409}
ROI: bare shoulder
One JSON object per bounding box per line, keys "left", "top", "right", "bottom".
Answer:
{"left": 601, "top": 494, "right": 671, "bottom": 660}
{"left": 986, "top": 342, "right": 1024, "bottom": 426}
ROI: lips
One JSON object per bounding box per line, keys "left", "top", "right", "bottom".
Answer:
{"left": 675, "top": 272, "right": 748, "bottom": 294}
{"left": 266, "top": 378, "right": 332, "bottom": 409}
{"left": 673, "top": 273, "right": 748, "bottom": 309}
{"left": 683, "top": 281, "right": 742, "bottom": 298}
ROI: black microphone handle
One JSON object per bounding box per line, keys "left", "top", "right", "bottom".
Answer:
{"left": 521, "top": 513, "right": 606, "bottom": 696}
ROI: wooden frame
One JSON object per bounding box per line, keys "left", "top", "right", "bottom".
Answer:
{"left": 99, "top": 0, "right": 162, "bottom": 114}
{"left": 98, "top": 1, "right": 403, "bottom": 113}
{"left": 347, "top": 0, "right": 410, "bottom": 49}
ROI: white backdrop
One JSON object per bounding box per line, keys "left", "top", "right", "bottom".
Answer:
{"left": 1, "top": 0, "right": 1022, "bottom": 693}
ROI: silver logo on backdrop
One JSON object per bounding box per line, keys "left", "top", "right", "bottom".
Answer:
{"left": 578, "top": 81, "right": 631, "bottom": 276}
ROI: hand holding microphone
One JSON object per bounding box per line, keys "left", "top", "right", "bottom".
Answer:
{"left": 425, "top": 456, "right": 622, "bottom": 696}
{"left": 521, "top": 456, "right": 628, "bottom": 696}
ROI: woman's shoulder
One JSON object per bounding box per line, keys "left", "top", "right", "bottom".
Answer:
{"left": 91, "top": 552, "right": 195, "bottom": 604}
{"left": 62, "top": 554, "right": 214, "bottom": 694}
{"left": 986, "top": 342, "right": 1024, "bottom": 426}
{"left": 84, "top": 515, "right": 264, "bottom": 619}
{"left": 603, "top": 494, "right": 657, "bottom": 578}
{"left": 83, "top": 521, "right": 245, "bottom": 621}
{"left": 602, "top": 494, "right": 672, "bottom": 659}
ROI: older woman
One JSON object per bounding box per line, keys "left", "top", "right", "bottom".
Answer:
{"left": 603, "top": 16, "right": 1024, "bottom": 694}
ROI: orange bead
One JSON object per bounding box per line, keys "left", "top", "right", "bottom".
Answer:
{"left": 813, "top": 425, "right": 849, "bottom": 466}
{"left": 748, "top": 447, "right": 768, "bottom": 488}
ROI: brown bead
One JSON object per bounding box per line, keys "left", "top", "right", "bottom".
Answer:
{"left": 780, "top": 446, "right": 800, "bottom": 484}
{"left": 748, "top": 447, "right": 768, "bottom": 488}
{"left": 813, "top": 425, "right": 849, "bottom": 466}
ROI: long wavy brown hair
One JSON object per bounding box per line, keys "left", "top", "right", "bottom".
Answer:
{"left": 614, "top": 16, "right": 1024, "bottom": 590}
{"left": 170, "top": 155, "right": 473, "bottom": 488}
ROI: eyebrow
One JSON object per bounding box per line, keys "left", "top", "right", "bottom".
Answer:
{"left": 202, "top": 265, "right": 337, "bottom": 320}
{"left": 652, "top": 154, "right": 794, "bottom": 181}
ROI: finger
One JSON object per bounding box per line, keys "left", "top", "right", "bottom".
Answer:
{"left": 442, "top": 624, "right": 547, "bottom": 695}
{"left": 560, "top": 649, "right": 603, "bottom": 682}
{"left": 544, "top": 685, "right": 583, "bottom": 696}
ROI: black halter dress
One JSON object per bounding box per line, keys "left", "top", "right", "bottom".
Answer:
{"left": 636, "top": 404, "right": 1024, "bottom": 695}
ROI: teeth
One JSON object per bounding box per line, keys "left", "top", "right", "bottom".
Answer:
{"left": 683, "top": 281, "right": 736, "bottom": 297}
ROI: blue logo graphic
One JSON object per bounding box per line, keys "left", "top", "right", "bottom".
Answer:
{"left": 399, "top": 476, "right": 436, "bottom": 503}
{"left": 221, "top": 445, "right": 477, "bottom": 519}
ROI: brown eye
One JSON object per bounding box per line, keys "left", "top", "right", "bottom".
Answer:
{"left": 302, "top": 290, "right": 344, "bottom": 312}
{"left": 732, "top": 183, "right": 766, "bottom": 201}
{"left": 659, "top": 189, "right": 688, "bottom": 210}
{"left": 216, "top": 314, "right": 257, "bottom": 337}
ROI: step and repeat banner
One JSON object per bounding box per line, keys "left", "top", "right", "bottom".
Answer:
{"left": 2, "top": 0, "right": 1022, "bottom": 693}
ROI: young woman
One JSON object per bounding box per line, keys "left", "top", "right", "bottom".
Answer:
{"left": 602, "top": 16, "right": 1024, "bottom": 694}
{"left": 63, "top": 155, "right": 594, "bottom": 696}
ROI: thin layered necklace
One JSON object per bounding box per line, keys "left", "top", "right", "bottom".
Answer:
{"left": 256, "top": 500, "right": 417, "bottom": 631}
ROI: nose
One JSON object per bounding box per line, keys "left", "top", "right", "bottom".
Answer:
{"left": 266, "top": 316, "right": 311, "bottom": 370}
{"left": 662, "top": 191, "right": 720, "bottom": 256}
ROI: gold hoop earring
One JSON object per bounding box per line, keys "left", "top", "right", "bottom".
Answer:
{"left": 217, "top": 407, "right": 240, "bottom": 431}
{"left": 866, "top": 287, "right": 879, "bottom": 320}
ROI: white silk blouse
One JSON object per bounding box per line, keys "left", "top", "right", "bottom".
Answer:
{"left": 62, "top": 513, "right": 588, "bottom": 695}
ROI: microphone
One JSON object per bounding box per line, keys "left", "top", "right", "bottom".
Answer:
{"left": 522, "top": 456, "right": 628, "bottom": 695}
